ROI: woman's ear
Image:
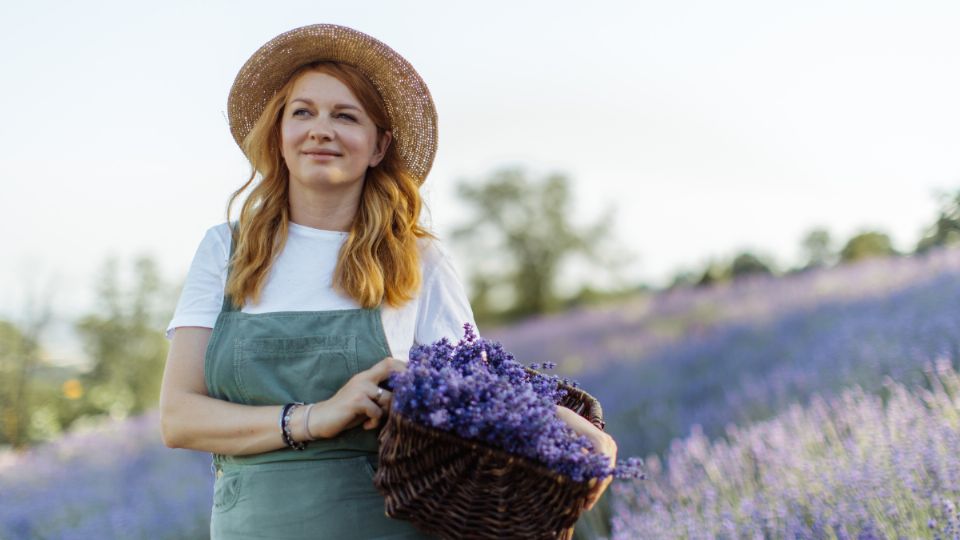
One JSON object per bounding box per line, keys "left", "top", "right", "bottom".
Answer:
{"left": 370, "top": 130, "right": 393, "bottom": 167}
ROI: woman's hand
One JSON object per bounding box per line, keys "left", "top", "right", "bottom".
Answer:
{"left": 556, "top": 405, "right": 617, "bottom": 511}
{"left": 307, "top": 357, "right": 406, "bottom": 439}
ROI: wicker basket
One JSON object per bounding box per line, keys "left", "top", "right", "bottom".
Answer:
{"left": 374, "top": 376, "right": 605, "bottom": 540}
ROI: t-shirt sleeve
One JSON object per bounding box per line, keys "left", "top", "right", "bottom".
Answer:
{"left": 414, "top": 241, "right": 479, "bottom": 346}
{"left": 165, "top": 224, "right": 230, "bottom": 340}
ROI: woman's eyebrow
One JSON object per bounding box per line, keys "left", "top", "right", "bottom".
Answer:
{"left": 289, "top": 97, "right": 361, "bottom": 111}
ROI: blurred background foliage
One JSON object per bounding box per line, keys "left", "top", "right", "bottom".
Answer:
{"left": 0, "top": 256, "right": 174, "bottom": 449}
{"left": 451, "top": 167, "right": 635, "bottom": 326}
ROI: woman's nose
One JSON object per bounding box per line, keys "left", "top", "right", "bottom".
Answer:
{"left": 308, "top": 118, "right": 335, "bottom": 141}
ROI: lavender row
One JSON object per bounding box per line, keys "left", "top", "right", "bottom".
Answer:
{"left": 611, "top": 360, "right": 960, "bottom": 539}
{"left": 488, "top": 245, "right": 960, "bottom": 380}
{"left": 0, "top": 410, "right": 211, "bottom": 539}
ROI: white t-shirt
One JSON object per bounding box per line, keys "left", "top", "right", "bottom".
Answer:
{"left": 165, "top": 222, "right": 478, "bottom": 360}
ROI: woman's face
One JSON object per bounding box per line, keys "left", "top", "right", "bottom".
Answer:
{"left": 280, "top": 71, "right": 390, "bottom": 192}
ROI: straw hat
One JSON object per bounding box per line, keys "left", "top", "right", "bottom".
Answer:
{"left": 227, "top": 24, "right": 438, "bottom": 184}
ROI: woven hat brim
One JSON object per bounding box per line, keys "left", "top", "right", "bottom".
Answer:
{"left": 228, "top": 24, "right": 438, "bottom": 184}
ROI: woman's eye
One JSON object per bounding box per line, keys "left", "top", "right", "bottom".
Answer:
{"left": 292, "top": 108, "right": 310, "bottom": 117}
{"left": 337, "top": 113, "right": 357, "bottom": 121}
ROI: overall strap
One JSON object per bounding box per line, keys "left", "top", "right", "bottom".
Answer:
{"left": 220, "top": 225, "right": 239, "bottom": 313}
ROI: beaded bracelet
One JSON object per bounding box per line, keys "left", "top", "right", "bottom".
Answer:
{"left": 280, "top": 402, "right": 308, "bottom": 451}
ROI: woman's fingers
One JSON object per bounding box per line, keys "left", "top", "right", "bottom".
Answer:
{"left": 556, "top": 405, "right": 618, "bottom": 511}
{"left": 366, "top": 357, "right": 408, "bottom": 386}
{"left": 320, "top": 359, "right": 407, "bottom": 437}
{"left": 372, "top": 384, "right": 393, "bottom": 408}
{"left": 339, "top": 358, "right": 407, "bottom": 432}
{"left": 362, "top": 390, "right": 383, "bottom": 416}
{"left": 556, "top": 405, "right": 616, "bottom": 459}
{"left": 556, "top": 405, "right": 598, "bottom": 436}
{"left": 597, "top": 434, "right": 617, "bottom": 465}
{"left": 379, "top": 390, "right": 393, "bottom": 412}
{"left": 583, "top": 475, "right": 613, "bottom": 511}
{"left": 360, "top": 397, "right": 383, "bottom": 430}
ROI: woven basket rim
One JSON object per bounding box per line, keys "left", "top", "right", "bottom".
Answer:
{"left": 384, "top": 406, "right": 605, "bottom": 486}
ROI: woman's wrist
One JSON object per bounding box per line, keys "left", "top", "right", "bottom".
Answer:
{"left": 301, "top": 402, "right": 317, "bottom": 441}
{"left": 290, "top": 401, "right": 326, "bottom": 441}
{"left": 280, "top": 402, "right": 307, "bottom": 450}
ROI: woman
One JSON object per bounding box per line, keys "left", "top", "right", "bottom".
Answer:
{"left": 159, "top": 24, "right": 615, "bottom": 539}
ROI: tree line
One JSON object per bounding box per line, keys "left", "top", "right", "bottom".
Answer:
{"left": 669, "top": 189, "right": 960, "bottom": 288}
{"left": 453, "top": 168, "right": 960, "bottom": 324}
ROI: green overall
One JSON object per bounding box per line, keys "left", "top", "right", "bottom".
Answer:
{"left": 204, "top": 234, "right": 433, "bottom": 539}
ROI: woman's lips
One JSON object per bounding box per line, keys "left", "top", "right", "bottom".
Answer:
{"left": 304, "top": 152, "right": 339, "bottom": 160}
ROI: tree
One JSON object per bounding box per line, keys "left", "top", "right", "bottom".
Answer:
{"left": 0, "top": 320, "right": 33, "bottom": 447}
{"left": 0, "top": 277, "right": 54, "bottom": 448}
{"left": 693, "top": 251, "right": 774, "bottom": 288}
{"left": 730, "top": 251, "right": 774, "bottom": 278}
{"left": 695, "top": 260, "right": 729, "bottom": 288}
{"left": 451, "top": 167, "right": 626, "bottom": 323}
{"left": 916, "top": 189, "right": 960, "bottom": 254}
{"left": 75, "top": 255, "right": 173, "bottom": 419}
{"left": 800, "top": 227, "right": 835, "bottom": 269}
{"left": 668, "top": 269, "right": 699, "bottom": 289}
{"left": 839, "top": 231, "right": 898, "bottom": 263}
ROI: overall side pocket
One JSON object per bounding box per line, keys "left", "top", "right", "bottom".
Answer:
{"left": 212, "top": 469, "right": 242, "bottom": 513}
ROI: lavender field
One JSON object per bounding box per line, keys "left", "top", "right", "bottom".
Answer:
{"left": 0, "top": 411, "right": 211, "bottom": 539}
{"left": 3, "top": 246, "right": 960, "bottom": 538}
{"left": 611, "top": 360, "right": 960, "bottom": 539}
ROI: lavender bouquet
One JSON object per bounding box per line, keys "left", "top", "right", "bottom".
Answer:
{"left": 388, "top": 323, "right": 643, "bottom": 483}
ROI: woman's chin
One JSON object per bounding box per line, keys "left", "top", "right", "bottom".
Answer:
{"left": 290, "top": 173, "right": 364, "bottom": 192}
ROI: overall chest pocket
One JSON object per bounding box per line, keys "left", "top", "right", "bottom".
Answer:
{"left": 234, "top": 335, "right": 358, "bottom": 405}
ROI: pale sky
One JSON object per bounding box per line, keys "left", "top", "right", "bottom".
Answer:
{"left": 2, "top": 0, "right": 959, "bottom": 359}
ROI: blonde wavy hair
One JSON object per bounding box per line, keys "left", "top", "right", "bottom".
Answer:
{"left": 224, "top": 61, "right": 434, "bottom": 309}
